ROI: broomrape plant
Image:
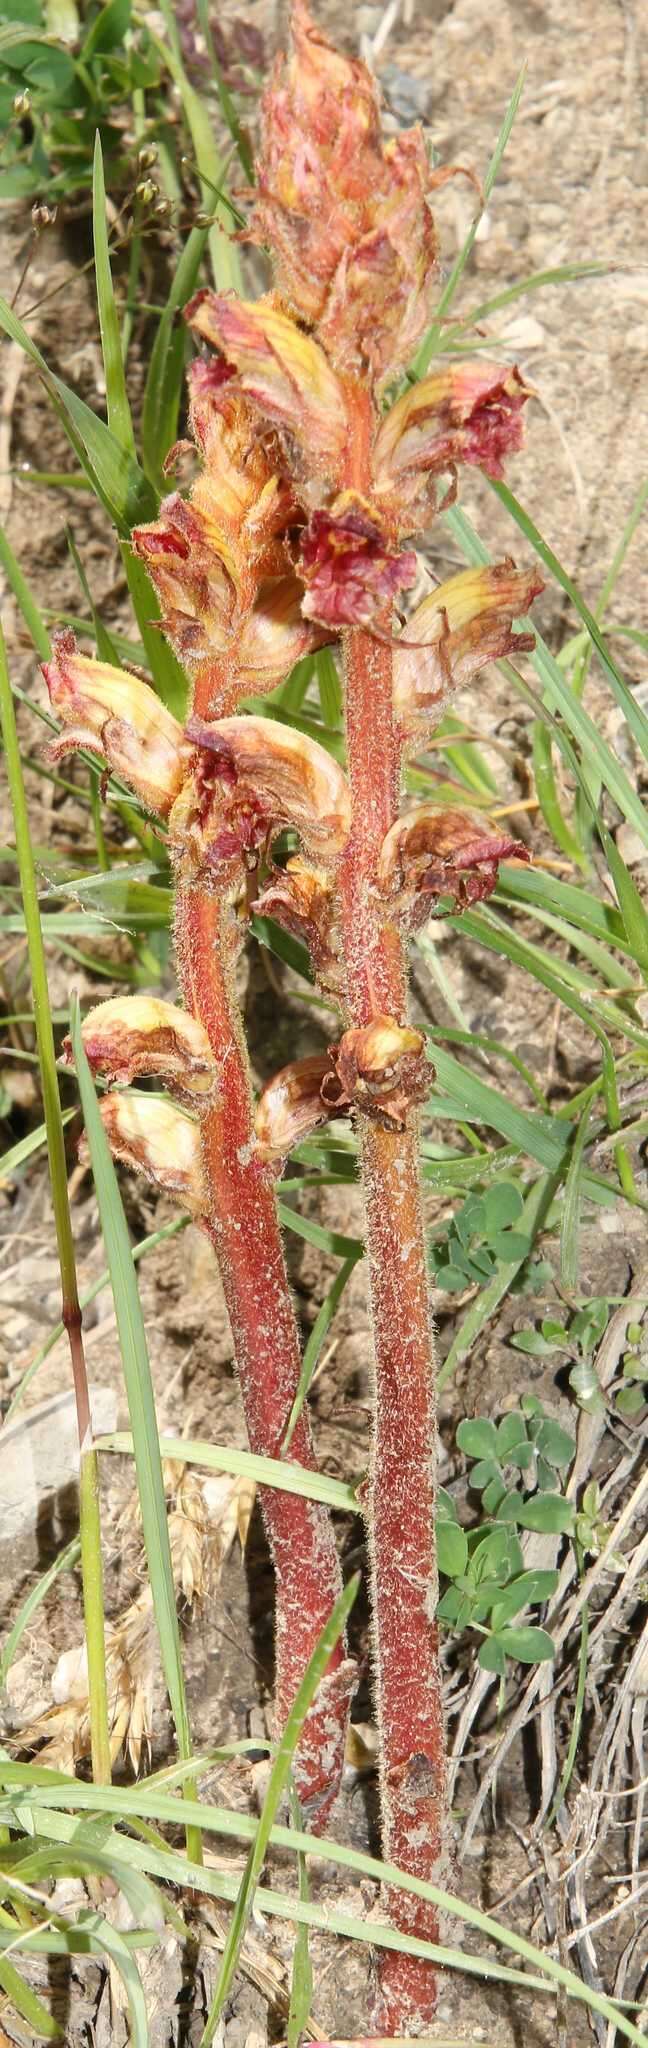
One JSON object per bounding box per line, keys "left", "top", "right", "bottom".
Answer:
{"left": 44, "top": 2, "right": 541, "bottom": 2029}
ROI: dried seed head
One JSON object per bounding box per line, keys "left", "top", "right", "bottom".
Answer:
{"left": 253, "top": 855, "right": 343, "bottom": 988}
{"left": 42, "top": 630, "right": 185, "bottom": 815}
{"left": 93, "top": 1092, "right": 205, "bottom": 1213}
{"left": 67, "top": 996, "right": 216, "bottom": 1100}
{"left": 254, "top": 1052, "right": 338, "bottom": 1160}
{"left": 185, "top": 289, "right": 348, "bottom": 484}
{"left": 393, "top": 562, "right": 543, "bottom": 733}
{"left": 298, "top": 493, "right": 417, "bottom": 629}
{"left": 172, "top": 712, "right": 351, "bottom": 876}
{"left": 378, "top": 806, "right": 529, "bottom": 927}
{"left": 374, "top": 364, "right": 532, "bottom": 532}
{"left": 325, "top": 1015, "right": 429, "bottom": 1130}
{"left": 250, "top": 0, "right": 438, "bottom": 384}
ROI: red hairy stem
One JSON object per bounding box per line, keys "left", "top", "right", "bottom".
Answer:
{"left": 338, "top": 388, "right": 446, "bottom": 2030}
{"left": 175, "top": 880, "right": 354, "bottom": 1822}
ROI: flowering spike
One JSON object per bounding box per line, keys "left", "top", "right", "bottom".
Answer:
{"left": 299, "top": 494, "right": 417, "bottom": 628}
{"left": 325, "top": 1016, "right": 430, "bottom": 1130}
{"left": 185, "top": 290, "right": 348, "bottom": 480}
{"left": 374, "top": 364, "right": 532, "bottom": 530}
{"left": 378, "top": 806, "right": 529, "bottom": 927}
{"left": 173, "top": 713, "right": 351, "bottom": 872}
{"left": 254, "top": 1052, "right": 339, "bottom": 1160}
{"left": 42, "top": 630, "right": 185, "bottom": 815}
{"left": 93, "top": 1093, "right": 205, "bottom": 1213}
{"left": 250, "top": 0, "right": 438, "bottom": 383}
{"left": 66, "top": 997, "right": 217, "bottom": 1100}
{"left": 393, "top": 562, "right": 544, "bottom": 732}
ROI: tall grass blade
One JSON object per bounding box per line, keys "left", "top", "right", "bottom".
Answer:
{"left": 198, "top": 1575, "right": 359, "bottom": 2042}
{"left": 0, "top": 621, "right": 111, "bottom": 1790}
{"left": 69, "top": 998, "right": 200, "bottom": 1859}
{"left": 412, "top": 65, "right": 526, "bottom": 374}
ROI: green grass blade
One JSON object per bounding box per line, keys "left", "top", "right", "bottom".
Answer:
{"left": 531, "top": 721, "right": 587, "bottom": 866}
{"left": 277, "top": 1200, "right": 364, "bottom": 1262}
{"left": 69, "top": 998, "right": 200, "bottom": 1858}
{"left": 96, "top": 1431, "right": 360, "bottom": 1513}
{"left": 315, "top": 645, "right": 343, "bottom": 726}
{"left": 92, "top": 133, "right": 136, "bottom": 456}
{"left": 141, "top": 224, "right": 208, "bottom": 492}
{"left": 286, "top": 1791, "right": 313, "bottom": 2048}
{"left": 411, "top": 65, "right": 526, "bottom": 375}
{"left": 0, "top": 1536, "right": 81, "bottom": 1689}
{"left": 198, "top": 1575, "right": 359, "bottom": 2042}
{"left": 281, "top": 1257, "right": 356, "bottom": 1453}
{"left": 441, "top": 260, "right": 613, "bottom": 346}
{"left": 150, "top": 19, "right": 241, "bottom": 292}
{"left": 0, "top": 622, "right": 112, "bottom": 1791}
{"left": 0, "top": 1956, "right": 62, "bottom": 2038}
{"left": 489, "top": 477, "right": 648, "bottom": 762}
{"left": 560, "top": 1104, "right": 592, "bottom": 1293}
{"left": 445, "top": 500, "right": 648, "bottom": 850}
{"left": 9, "top": 1783, "right": 647, "bottom": 2043}
{"left": 0, "top": 524, "right": 51, "bottom": 659}
{"left": 0, "top": 295, "right": 155, "bottom": 533}
{"left": 6, "top": 1216, "right": 189, "bottom": 1423}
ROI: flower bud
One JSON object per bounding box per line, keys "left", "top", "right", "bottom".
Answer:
{"left": 253, "top": 856, "right": 343, "bottom": 989}
{"left": 378, "top": 807, "right": 529, "bottom": 927}
{"left": 393, "top": 562, "right": 543, "bottom": 732}
{"left": 174, "top": 714, "right": 351, "bottom": 874}
{"left": 67, "top": 997, "right": 216, "bottom": 1100}
{"left": 42, "top": 630, "right": 185, "bottom": 815}
{"left": 94, "top": 1092, "right": 205, "bottom": 1214}
{"left": 374, "top": 364, "right": 532, "bottom": 531}
{"left": 255, "top": 1053, "right": 337, "bottom": 1160}
{"left": 298, "top": 494, "right": 417, "bottom": 629}
{"left": 185, "top": 290, "right": 348, "bottom": 482}
{"left": 250, "top": 0, "right": 437, "bottom": 384}
{"left": 324, "top": 1016, "right": 429, "bottom": 1130}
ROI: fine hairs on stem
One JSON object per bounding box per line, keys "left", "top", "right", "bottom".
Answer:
{"left": 47, "top": 1, "right": 540, "bottom": 2027}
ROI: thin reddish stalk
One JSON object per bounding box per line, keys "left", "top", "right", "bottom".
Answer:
{"left": 337, "top": 389, "right": 446, "bottom": 2029}
{"left": 175, "top": 880, "right": 354, "bottom": 1821}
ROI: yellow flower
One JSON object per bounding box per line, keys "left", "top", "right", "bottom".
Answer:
{"left": 95, "top": 1093, "right": 205, "bottom": 1214}
{"left": 42, "top": 631, "right": 185, "bottom": 815}
{"left": 393, "top": 563, "right": 543, "bottom": 732}
{"left": 68, "top": 997, "right": 216, "bottom": 1100}
{"left": 185, "top": 291, "right": 348, "bottom": 484}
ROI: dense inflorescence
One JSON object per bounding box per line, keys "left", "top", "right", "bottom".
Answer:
{"left": 46, "top": 3, "right": 539, "bottom": 2027}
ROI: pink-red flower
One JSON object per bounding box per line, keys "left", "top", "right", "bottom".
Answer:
{"left": 298, "top": 494, "right": 417, "bottom": 628}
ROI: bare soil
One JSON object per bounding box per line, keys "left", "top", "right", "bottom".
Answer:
{"left": 1, "top": 0, "right": 647, "bottom": 2039}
